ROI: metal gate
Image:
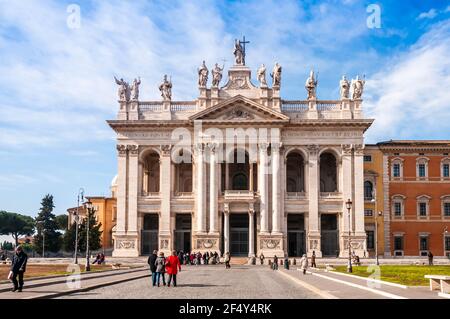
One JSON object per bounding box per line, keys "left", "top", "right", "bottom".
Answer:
{"left": 321, "top": 214, "right": 339, "bottom": 257}
{"left": 230, "top": 214, "right": 249, "bottom": 256}
{"left": 288, "top": 231, "right": 306, "bottom": 257}
{"left": 141, "top": 230, "right": 158, "bottom": 255}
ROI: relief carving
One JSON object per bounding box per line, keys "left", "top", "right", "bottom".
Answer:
{"left": 261, "top": 239, "right": 280, "bottom": 249}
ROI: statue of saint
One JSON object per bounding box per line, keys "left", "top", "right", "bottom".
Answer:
{"left": 305, "top": 70, "right": 318, "bottom": 100}
{"left": 198, "top": 60, "right": 209, "bottom": 87}
{"left": 233, "top": 39, "right": 244, "bottom": 65}
{"left": 114, "top": 76, "right": 130, "bottom": 101}
{"left": 159, "top": 75, "right": 172, "bottom": 100}
{"left": 339, "top": 75, "right": 350, "bottom": 99}
{"left": 211, "top": 63, "right": 223, "bottom": 87}
{"left": 270, "top": 62, "right": 282, "bottom": 87}
{"left": 131, "top": 77, "right": 141, "bottom": 100}
{"left": 352, "top": 75, "right": 365, "bottom": 99}
{"left": 257, "top": 64, "right": 267, "bottom": 87}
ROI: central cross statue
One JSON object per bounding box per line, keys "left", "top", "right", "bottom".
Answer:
{"left": 233, "top": 36, "right": 250, "bottom": 65}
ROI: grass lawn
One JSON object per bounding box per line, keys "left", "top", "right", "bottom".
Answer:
{"left": 0, "top": 264, "right": 111, "bottom": 281}
{"left": 333, "top": 265, "right": 450, "bottom": 286}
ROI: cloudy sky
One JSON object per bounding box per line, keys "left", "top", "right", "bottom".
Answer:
{"left": 0, "top": 0, "right": 450, "bottom": 219}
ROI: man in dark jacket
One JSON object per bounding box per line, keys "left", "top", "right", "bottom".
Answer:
{"left": 148, "top": 250, "right": 158, "bottom": 287}
{"left": 10, "top": 245, "right": 28, "bottom": 292}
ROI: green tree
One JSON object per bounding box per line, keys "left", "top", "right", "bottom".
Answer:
{"left": 34, "top": 194, "right": 62, "bottom": 254}
{"left": 55, "top": 214, "right": 68, "bottom": 230}
{"left": 1, "top": 241, "right": 13, "bottom": 250}
{"left": 0, "top": 211, "right": 35, "bottom": 246}
{"left": 63, "top": 210, "right": 102, "bottom": 253}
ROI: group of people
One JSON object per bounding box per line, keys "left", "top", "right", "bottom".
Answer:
{"left": 148, "top": 250, "right": 182, "bottom": 287}
{"left": 92, "top": 253, "right": 106, "bottom": 265}
{"left": 178, "top": 250, "right": 221, "bottom": 265}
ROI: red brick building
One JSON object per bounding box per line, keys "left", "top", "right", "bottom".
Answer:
{"left": 379, "top": 141, "right": 450, "bottom": 257}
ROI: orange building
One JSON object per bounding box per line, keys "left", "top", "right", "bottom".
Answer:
{"left": 378, "top": 141, "right": 450, "bottom": 257}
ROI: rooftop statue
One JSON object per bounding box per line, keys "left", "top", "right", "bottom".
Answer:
{"left": 270, "top": 62, "right": 282, "bottom": 87}
{"left": 211, "top": 63, "right": 224, "bottom": 87}
{"left": 131, "top": 77, "right": 141, "bottom": 101}
{"left": 339, "top": 75, "right": 350, "bottom": 99}
{"left": 257, "top": 64, "right": 267, "bottom": 87}
{"left": 114, "top": 76, "right": 130, "bottom": 101}
{"left": 305, "top": 69, "right": 318, "bottom": 100}
{"left": 233, "top": 39, "right": 244, "bottom": 65}
{"left": 159, "top": 74, "right": 172, "bottom": 101}
{"left": 352, "top": 75, "right": 365, "bottom": 99}
{"left": 198, "top": 60, "right": 209, "bottom": 87}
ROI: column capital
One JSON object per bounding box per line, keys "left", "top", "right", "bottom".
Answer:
{"left": 194, "top": 142, "right": 206, "bottom": 154}
{"left": 160, "top": 144, "right": 172, "bottom": 157}
{"left": 127, "top": 144, "right": 139, "bottom": 156}
{"left": 117, "top": 144, "right": 128, "bottom": 157}
{"left": 271, "top": 142, "right": 282, "bottom": 153}
{"left": 223, "top": 202, "right": 230, "bottom": 214}
{"left": 307, "top": 144, "right": 319, "bottom": 156}
{"left": 341, "top": 144, "right": 353, "bottom": 155}
{"left": 206, "top": 142, "right": 218, "bottom": 153}
{"left": 248, "top": 202, "right": 255, "bottom": 214}
{"left": 258, "top": 142, "right": 269, "bottom": 151}
{"left": 354, "top": 144, "right": 364, "bottom": 155}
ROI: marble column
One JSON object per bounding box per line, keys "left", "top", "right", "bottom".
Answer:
{"left": 209, "top": 143, "right": 218, "bottom": 233}
{"left": 115, "top": 144, "right": 128, "bottom": 234}
{"left": 307, "top": 145, "right": 321, "bottom": 257}
{"left": 248, "top": 206, "right": 255, "bottom": 257}
{"left": 354, "top": 145, "right": 366, "bottom": 236}
{"left": 223, "top": 204, "right": 230, "bottom": 254}
{"left": 341, "top": 145, "right": 353, "bottom": 234}
{"left": 127, "top": 145, "right": 139, "bottom": 234}
{"left": 258, "top": 143, "right": 269, "bottom": 234}
{"left": 271, "top": 143, "right": 281, "bottom": 234}
{"left": 160, "top": 145, "right": 172, "bottom": 239}
{"left": 195, "top": 143, "right": 206, "bottom": 233}
{"left": 249, "top": 162, "right": 254, "bottom": 191}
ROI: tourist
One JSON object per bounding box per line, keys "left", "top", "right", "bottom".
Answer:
{"left": 177, "top": 251, "right": 184, "bottom": 265}
{"left": 428, "top": 251, "right": 434, "bottom": 266}
{"left": 10, "top": 245, "right": 28, "bottom": 292}
{"left": 148, "top": 250, "right": 158, "bottom": 287}
{"left": 273, "top": 255, "right": 278, "bottom": 270}
{"left": 311, "top": 251, "right": 317, "bottom": 268}
{"left": 92, "top": 253, "right": 101, "bottom": 264}
{"left": 100, "top": 253, "right": 105, "bottom": 264}
{"left": 224, "top": 252, "right": 231, "bottom": 269}
{"left": 214, "top": 251, "right": 219, "bottom": 264}
{"left": 154, "top": 252, "right": 166, "bottom": 287}
{"left": 300, "top": 254, "right": 309, "bottom": 275}
{"left": 196, "top": 252, "right": 202, "bottom": 265}
{"left": 260, "top": 253, "right": 265, "bottom": 265}
{"left": 189, "top": 253, "right": 194, "bottom": 265}
{"left": 165, "top": 250, "right": 181, "bottom": 287}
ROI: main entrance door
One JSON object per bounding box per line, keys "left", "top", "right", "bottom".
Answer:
{"left": 141, "top": 214, "right": 159, "bottom": 255}
{"left": 321, "top": 214, "right": 339, "bottom": 257}
{"left": 230, "top": 214, "right": 248, "bottom": 256}
{"left": 175, "top": 214, "right": 191, "bottom": 253}
{"left": 287, "top": 214, "right": 305, "bottom": 257}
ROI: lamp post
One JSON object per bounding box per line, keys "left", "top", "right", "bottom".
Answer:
{"left": 74, "top": 188, "right": 84, "bottom": 264}
{"left": 84, "top": 200, "right": 93, "bottom": 272}
{"left": 346, "top": 198, "right": 353, "bottom": 273}
{"left": 36, "top": 220, "right": 45, "bottom": 258}
{"left": 375, "top": 210, "right": 383, "bottom": 266}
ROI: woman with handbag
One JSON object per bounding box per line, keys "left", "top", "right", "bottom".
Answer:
{"left": 165, "top": 250, "right": 181, "bottom": 287}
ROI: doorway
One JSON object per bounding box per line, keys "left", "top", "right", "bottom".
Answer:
{"left": 321, "top": 214, "right": 339, "bottom": 257}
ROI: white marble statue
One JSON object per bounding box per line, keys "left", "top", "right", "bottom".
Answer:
{"left": 211, "top": 63, "right": 223, "bottom": 87}
{"left": 257, "top": 64, "right": 267, "bottom": 87}
{"left": 352, "top": 75, "right": 365, "bottom": 99}
{"left": 233, "top": 39, "right": 244, "bottom": 65}
{"left": 305, "top": 69, "right": 318, "bottom": 100}
{"left": 131, "top": 77, "right": 141, "bottom": 100}
{"left": 114, "top": 76, "right": 130, "bottom": 101}
{"left": 339, "top": 75, "right": 350, "bottom": 99}
{"left": 159, "top": 74, "right": 172, "bottom": 100}
{"left": 198, "top": 60, "right": 209, "bottom": 87}
{"left": 270, "top": 62, "right": 282, "bottom": 87}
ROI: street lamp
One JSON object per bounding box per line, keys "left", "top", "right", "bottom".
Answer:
{"left": 375, "top": 210, "right": 383, "bottom": 266}
{"left": 36, "top": 220, "right": 45, "bottom": 258}
{"left": 74, "top": 188, "right": 84, "bottom": 264}
{"left": 346, "top": 198, "right": 353, "bottom": 273}
{"left": 84, "top": 200, "right": 93, "bottom": 272}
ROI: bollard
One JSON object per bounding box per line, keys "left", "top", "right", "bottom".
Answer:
{"left": 280, "top": 259, "right": 283, "bottom": 266}
{"left": 284, "top": 258, "right": 289, "bottom": 270}
{"left": 251, "top": 256, "right": 256, "bottom": 265}
{"left": 293, "top": 258, "right": 297, "bottom": 266}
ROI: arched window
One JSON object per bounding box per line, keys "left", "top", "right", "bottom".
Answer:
{"left": 232, "top": 173, "right": 248, "bottom": 190}
{"left": 320, "top": 152, "right": 337, "bottom": 192}
{"left": 364, "top": 181, "right": 374, "bottom": 200}
{"left": 286, "top": 151, "right": 305, "bottom": 192}
{"left": 175, "top": 149, "right": 193, "bottom": 193}
{"left": 228, "top": 149, "right": 250, "bottom": 191}
{"left": 142, "top": 152, "right": 160, "bottom": 194}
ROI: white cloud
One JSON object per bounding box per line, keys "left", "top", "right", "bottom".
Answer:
{"left": 417, "top": 9, "right": 438, "bottom": 20}
{"left": 365, "top": 20, "right": 450, "bottom": 142}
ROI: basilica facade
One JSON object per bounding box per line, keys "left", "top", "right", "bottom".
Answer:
{"left": 108, "top": 44, "right": 373, "bottom": 258}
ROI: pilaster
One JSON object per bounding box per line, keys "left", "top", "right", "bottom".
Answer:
{"left": 307, "top": 144, "right": 321, "bottom": 257}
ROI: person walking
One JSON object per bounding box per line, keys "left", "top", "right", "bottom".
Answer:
{"left": 224, "top": 252, "right": 231, "bottom": 269}
{"left": 300, "top": 254, "right": 309, "bottom": 275}
{"left": 155, "top": 252, "right": 166, "bottom": 287}
{"left": 260, "top": 253, "right": 265, "bottom": 265}
{"left": 428, "top": 251, "right": 434, "bottom": 266}
{"left": 273, "top": 255, "right": 278, "bottom": 270}
{"left": 148, "top": 250, "right": 158, "bottom": 287}
{"left": 166, "top": 250, "right": 181, "bottom": 287}
{"left": 311, "top": 251, "right": 317, "bottom": 268}
{"left": 9, "top": 245, "right": 28, "bottom": 292}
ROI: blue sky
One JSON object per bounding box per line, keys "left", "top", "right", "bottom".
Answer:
{"left": 0, "top": 0, "right": 450, "bottom": 221}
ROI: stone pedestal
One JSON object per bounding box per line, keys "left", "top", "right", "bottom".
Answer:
{"left": 259, "top": 233, "right": 284, "bottom": 258}
{"left": 193, "top": 233, "right": 221, "bottom": 254}
{"left": 307, "top": 231, "right": 322, "bottom": 257}
{"left": 112, "top": 233, "right": 139, "bottom": 257}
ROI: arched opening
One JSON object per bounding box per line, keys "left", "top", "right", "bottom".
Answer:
{"left": 175, "top": 149, "right": 193, "bottom": 193}
{"left": 142, "top": 152, "right": 160, "bottom": 194}
{"left": 286, "top": 151, "right": 305, "bottom": 192}
{"left": 226, "top": 149, "right": 252, "bottom": 191}
{"left": 320, "top": 152, "right": 337, "bottom": 192}
{"left": 364, "top": 181, "right": 373, "bottom": 200}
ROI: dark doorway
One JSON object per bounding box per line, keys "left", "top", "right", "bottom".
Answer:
{"left": 230, "top": 214, "right": 249, "bottom": 256}
{"left": 287, "top": 214, "right": 305, "bottom": 257}
{"left": 175, "top": 214, "right": 191, "bottom": 253}
{"left": 321, "top": 214, "right": 339, "bottom": 257}
{"left": 141, "top": 214, "right": 159, "bottom": 255}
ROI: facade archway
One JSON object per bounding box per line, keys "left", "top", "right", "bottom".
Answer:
{"left": 320, "top": 152, "right": 338, "bottom": 192}
{"left": 286, "top": 151, "right": 305, "bottom": 192}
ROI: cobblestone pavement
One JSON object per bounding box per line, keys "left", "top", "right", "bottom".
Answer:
{"left": 57, "top": 265, "right": 322, "bottom": 299}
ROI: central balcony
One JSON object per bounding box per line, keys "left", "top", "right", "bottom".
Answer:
{"left": 223, "top": 190, "right": 256, "bottom": 202}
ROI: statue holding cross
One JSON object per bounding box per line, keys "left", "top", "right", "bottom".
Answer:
{"left": 233, "top": 36, "right": 249, "bottom": 65}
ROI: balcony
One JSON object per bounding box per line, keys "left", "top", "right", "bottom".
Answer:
{"left": 320, "top": 192, "right": 342, "bottom": 199}
{"left": 141, "top": 191, "right": 161, "bottom": 198}
{"left": 172, "top": 192, "right": 194, "bottom": 199}
{"left": 285, "top": 192, "right": 306, "bottom": 200}
{"left": 223, "top": 190, "right": 255, "bottom": 202}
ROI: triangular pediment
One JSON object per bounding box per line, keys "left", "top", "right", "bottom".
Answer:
{"left": 189, "top": 95, "right": 289, "bottom": 123}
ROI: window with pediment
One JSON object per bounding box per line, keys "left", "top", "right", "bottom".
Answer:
{"left": 391, "top": 158, "right": 403, "bottom": 179}
{"left": 416, "top": 195, "right": 431, "bottom": 218}
{"left": 416, "top": 157, "right": 429, "bottom": 180}
{"left": 392, "top": 195, "right": 405, "bottom": 218}
{"left": 441, "top": 158, "right": 450, "bottom": 179}
{"left": 442, "top": 195, "right": 450, "bottom": 218}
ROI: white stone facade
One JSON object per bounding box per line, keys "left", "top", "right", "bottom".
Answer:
{"left": 108, "top": 60, "right": 373, "bottom": 258}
